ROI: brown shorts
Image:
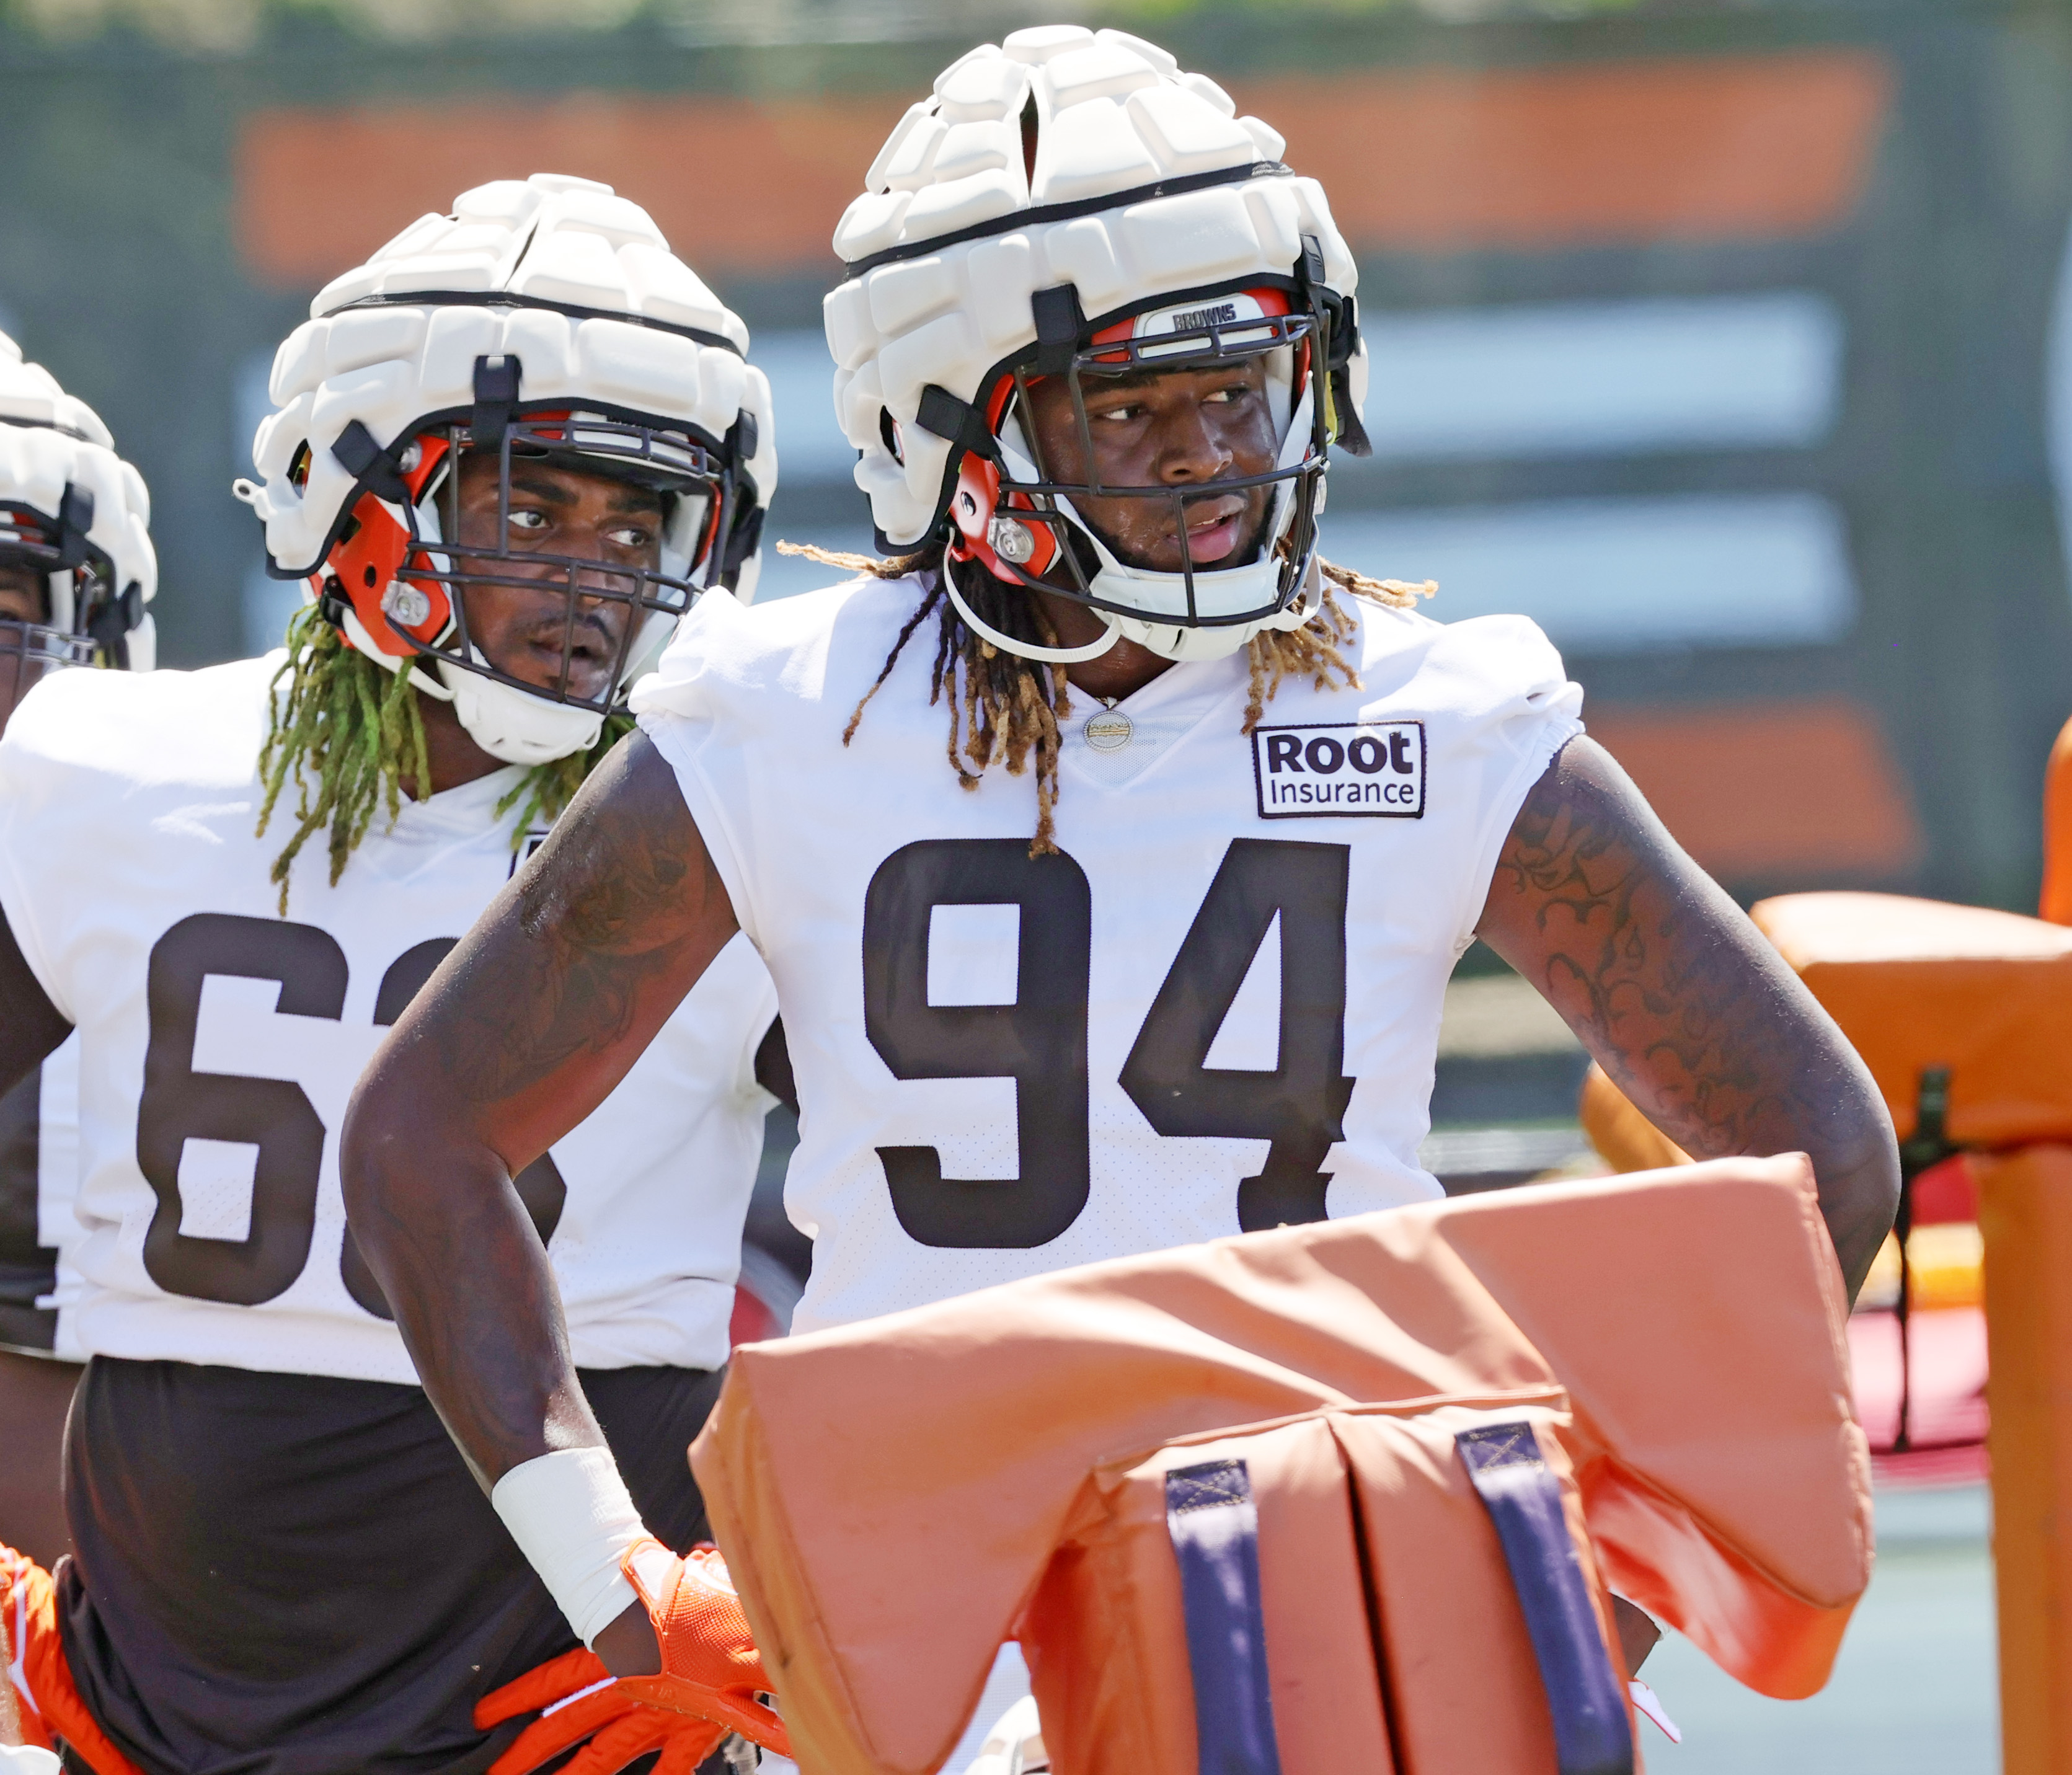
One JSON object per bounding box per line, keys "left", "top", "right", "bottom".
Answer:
{"left": 58, "top": 1356, "right": 722, "bottom": 1775}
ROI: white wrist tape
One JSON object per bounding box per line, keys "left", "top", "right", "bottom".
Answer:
{"left": 492, "top": 1446, "right": 646, "bottom": 1647}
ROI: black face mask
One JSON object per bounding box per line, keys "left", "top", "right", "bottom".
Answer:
{"left": 0, "top": 608, "right": 95, "bottom": 733}
{"left": 0, "top": 521, "right": 141, "bottom": 732}
{"left": 952, "top": 305, "right": 1329, "bottom": 635}
{"left": 311, "top": 405, "right": 754, "bottom": 719}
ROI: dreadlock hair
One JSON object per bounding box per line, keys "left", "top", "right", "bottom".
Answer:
{"left": 778, "top": 538, "right": 1434, "bottom": 857}
{"left": 256, "top": 601, "right": 633, "bottom": 913}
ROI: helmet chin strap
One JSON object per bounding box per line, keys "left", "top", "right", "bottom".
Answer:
{"left": 942, "top": 562, "right": 1123, "bottom": 664}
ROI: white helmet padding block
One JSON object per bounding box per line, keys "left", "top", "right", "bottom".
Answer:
{"left": 245, "top": 174, "right": 777, "bottom": 765}
{"left": 0, "top": 330, "right": 158, "bottom": 647}
{"left": 252, "top": 175, "right": 776, "bottom": 583}
{"left": 825, "top": 28, "right": 1363, "bottom": 552}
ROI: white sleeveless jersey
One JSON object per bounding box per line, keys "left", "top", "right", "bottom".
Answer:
{"left": 0, "top": 655, "right": 778, "bottom": 1383}
{"left": 632, "top": 573, "right": 1584, "bottom": 1335}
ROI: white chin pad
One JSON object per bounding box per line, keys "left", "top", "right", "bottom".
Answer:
{"left": 1102, "top": 569, "right": 1317, "bottom": 662}
{"left": 1109, "top": 616, "right": 1257, "bottom": 662}
{"left": 438, "top": 660, "right": 606, "bottom": 766}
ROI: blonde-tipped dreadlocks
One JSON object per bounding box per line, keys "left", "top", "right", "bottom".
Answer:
{"left": 256, "top": 602, "right": 632, "bottom": 913}
{"left": 780, "top": 540, "right": 1433, "bottom": 857}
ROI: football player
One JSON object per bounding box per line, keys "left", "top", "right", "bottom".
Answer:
{"left": 339, "top": 30, "right": 1902, "bottom": 1722}
{"left": 0, "top": 330, "right": 156, "bottom": 1569}
{"left": 0, "top": 175, "right": 789, "bottom": 1774}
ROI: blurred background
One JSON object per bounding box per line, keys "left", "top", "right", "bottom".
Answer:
{"left": 0, "top": 0, "right": 2029, "bottom": 1764}
{"left": 10, "top": 0, "right": 2069, "bottom": 920}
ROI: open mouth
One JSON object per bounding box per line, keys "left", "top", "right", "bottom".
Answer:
{"left": 1178, "top": 497, "right": 1251, "bottom": 569}
{"left": 508, "top": 608, "right": 626, "bottom": 695}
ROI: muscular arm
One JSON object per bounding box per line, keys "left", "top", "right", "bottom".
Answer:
{"left": 340, "top": 732, "right": 738, "bottom": 1498}
{"left": 1476, "top": 738, "right": 1899, "bottom": 1299}
{"left": 0, "top": 903, "right": 72, "bottom": 1099}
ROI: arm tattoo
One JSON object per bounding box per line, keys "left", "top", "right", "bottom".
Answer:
{"left": 1493, "top": 758, "right": 1793, "bottom": 1157}
{"left": 441, "top": 732, "right": 734, "bottom": 1111}
{"left": 1481, "top": 737, "right": 1898, "bottom": 1293}
{"left": 339, "top": 732, "right": 737, "bottom": 1491}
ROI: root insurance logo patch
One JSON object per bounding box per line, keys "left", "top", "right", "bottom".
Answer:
{"left": 1251, "top": 720, "right": 1425, "bottom": 819}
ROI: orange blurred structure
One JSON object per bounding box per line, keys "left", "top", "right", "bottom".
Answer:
{"left": 233, "top": 51, "right": 1894, "bottom": 289}
{"left": 1578, "top": 1065, "right": 1693, "bottom": 1175}
{"left": 1572, "top": 773, "right": 2072, "bottom": 1771}
{"left": 693, "top": 1157, "right": 1869, "bottom": 1775}
{"left": 2040, "top": 713, "right": 2072, "bottom": 927}
{"left": 1975, "top": 1147, "right": 2072, "bottom": 1771}
{"left": 1743, "top": 888, "right": 2072, "bottom": 1773}
{"left": 1750, "top": 892, "right": 2072, "bottom": 1149}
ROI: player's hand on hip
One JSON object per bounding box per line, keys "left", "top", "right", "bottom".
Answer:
{"left": 0, "top": 1544, "right": 143, "bottom": 1775}
{"left": 608, "top": 1541, "right": 788, "bottom": 1754}
{"left": 475, "top": 1645, "right": 728, "bottom": 1775}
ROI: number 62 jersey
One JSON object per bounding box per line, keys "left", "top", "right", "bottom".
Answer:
{"left": 632, "top": 573, "right": 1585, "bottom": 1337}
{"left": 0, "top": 656, "right": 778, "bottom": 1383}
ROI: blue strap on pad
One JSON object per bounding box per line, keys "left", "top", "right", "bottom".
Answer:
{"left": 1164, "top": 1458, "right": 1283, "bottom": 1775}
{"left": 1456, "top": 1421, "right": 1636, "bottom": 1775}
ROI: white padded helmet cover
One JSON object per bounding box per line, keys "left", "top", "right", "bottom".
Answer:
{"left": 248, "top": 173, "right": 777, "bottom": 580}
{"left": 824, "top": 27, "right": 1362, "bottom": 547}
{"left": 0, "top": 330, "right": 158, "bottom": 609}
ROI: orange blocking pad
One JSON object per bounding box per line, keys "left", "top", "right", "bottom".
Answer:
{"left": 1027, "top": 1410, "right": 1403, "bottom": 1775}
{"left": 1332, "top": 1404, "right": 1627, "bottom": 1774}
{"left": 1026, "top": 1400, "right": 1634, "bottom": 1775}
{"left": 692, "top": 1157, "right": 1869, "bottom": 1775}
{"left": 1750, "top": 892, "right": 2072, "bottom": 1148}
{"left": 1977, "top": 1146, "right": 2072, "bottom": 1774}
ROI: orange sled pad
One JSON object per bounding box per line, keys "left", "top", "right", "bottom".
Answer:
{"left": 1751, "top": 891, "right": 2072, "bottom": 1148}
{"left": 691, "top": 1157, "right": 1871, "bottom": 1775}
{"left": 1024, "top": 1399, "right": 1628, "bottom": 1775}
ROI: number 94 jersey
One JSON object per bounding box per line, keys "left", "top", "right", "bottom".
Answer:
{"left": 0, "top": 656, "right": 777, "bottom": 1383}
{"left": 632, "top": 573, "right": 1584, "bottom": 1336}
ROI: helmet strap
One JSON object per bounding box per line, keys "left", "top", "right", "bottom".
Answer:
{"left": 1030, "top": 283, "right": 1086, "bottom": 376}
{"left": 54, "top": 484, "right": 95, "bottom": 570}
{"left": 471, "top": 354, "right": 521, "bottom": 451}
{"left": 942, "top": 558, "right": 1122, "bottom": 665}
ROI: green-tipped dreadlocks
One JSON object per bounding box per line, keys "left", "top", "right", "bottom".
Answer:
{"left": 257, "top": 602, "right": 634, "bottom": 913}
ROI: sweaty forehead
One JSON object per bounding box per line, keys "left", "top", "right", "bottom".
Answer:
{"left": 1057, "top": 357, "right": 1269, "bottom": 397}
{"left": 456, "top": 449, "right": 665, "bottom": 510}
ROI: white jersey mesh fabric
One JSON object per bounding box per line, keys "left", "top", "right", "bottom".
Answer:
{"left": 246, "top": 172, "right": 777, "bottom": 588}
{"left": 823, "top": 27, "right": 1366, "bottom": 547}
{"left": 0, "top": 330, "right": 157, "bottom": 612}
{"left": 0, "top": 657, "right": 779, "bottom": 1381}
{"left": 632, "top": 576, "right": 1583, "bottom": 1334}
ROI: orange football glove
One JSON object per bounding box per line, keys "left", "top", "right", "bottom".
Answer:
{"left": 611, "top": 1541, "right": 788, "bottom": 1756}
{"left": 0, "top": 1544, "right": 143, "bottom": 1775}
{"left": 474, "top": 1645, "right": 726, "bottom": 1775}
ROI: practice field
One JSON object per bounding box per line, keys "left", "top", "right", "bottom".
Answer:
{"left": 1642, "top": 1483, "right": 1997, "bottom": 1771}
